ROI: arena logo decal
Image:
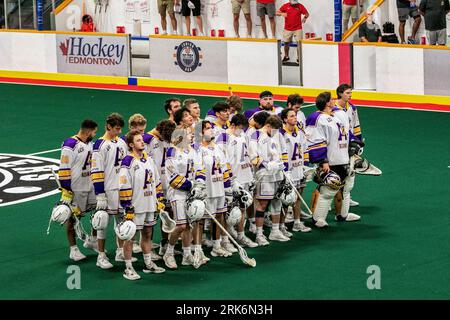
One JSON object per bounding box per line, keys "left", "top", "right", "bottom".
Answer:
{"left": 174, "top": 41, "right": 203, "bottom": 73}
{"left": 59, "top": 37, "right": 126, "bottom": 66}
{"left": 0, "top": 154, "right": 60, "bottom": 207}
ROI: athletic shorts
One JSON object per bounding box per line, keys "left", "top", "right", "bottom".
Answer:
{"left": 170, "top": 198, "right": 188, "bottom": 225}
{"left": 106, "top": 190, "right": 120, "bottom": 215}
{"left": 158, "top": 0, "right": 175, "bottom": 15}
{"left": 267, "top": 198, "right": 282, "bottom": 215}
{"left": 427, "top": 29, "right": 446, "bottom": 46}
{"left": 73, "top": 190, "right": 96, "bottom": 214}
{"left": 133, "top": 212, "right": 157, "bottom": 230}
{"left": 204, "top": 196, "right": 227, "bottom": 219}
{"left": 182, "top": 0, "right": 201, "bottom": 17}
{"left": 342, "top": 4, "right": 358, "bottom": 20}
{"left": 256, "top": 3, "right": 276, "bottom": 18}
{"left": 255, "top": 181, "right": 281, "bottom": 200}
{"left": 232, "top": 0, "right": 250, "bottom": 15}
{"left": 283, "top": 29, "right": 303, "bottom": 43}
{"left": 397, "top": 7, "right": 420, "bottom": 21}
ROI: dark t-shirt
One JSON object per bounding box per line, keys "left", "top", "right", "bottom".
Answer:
{"left": 397, "top": 0, "right": 412, "bottom": 8}
{"left": 359, "top": 22, "right": 382, "bottom": 42}
{"left": 419, "top": 0, "right": 450, "bottom": 30}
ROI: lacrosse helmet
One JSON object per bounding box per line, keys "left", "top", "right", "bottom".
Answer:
{"left": 226, "top": 206, "right": 242, "bottom": 226}
{"left": 279, "top": 188, "right": 297, "bottom": 206}
{"left": 317, "top": 170, "right": 343, "bottom": 190}
{"left": 91, "top": 210, "right": 109, "bottom": 230}
{"left": 115, "top": 220, "right": 136, "bottom": 241}
{"left": 186, "top": 199, "right": 205, "bottom": 223}
{"left": 51, "top": 203, "right": 72, "bottom": 224}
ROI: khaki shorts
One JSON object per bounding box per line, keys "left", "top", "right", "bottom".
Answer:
{"left": 232, "top": 0, "right": 251, "bottom": 15}
{"left": 282, "top": 29, "right": 303, "bottom": 43}
{"left": 158, "top": 0, "right": 175, "bottom": 15}
{"left": 342, "top": 4, "right": 358, "bottom": 20}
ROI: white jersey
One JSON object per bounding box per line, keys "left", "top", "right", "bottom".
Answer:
{"left": 248, "top": 129, "right": 288, "bottom": 183}
{"left": 58, "top": 136, "right": 93, "bottom": 192}
{"left": 305, "top": 111, "right": 349, "bottom": 166}
{"left": 145, "top": 130, "right": 170, "bottom": 192}
{"left": 91, "top": 135, "right": 128, "bottom": 195}
{"left": 119, "top": 152, "right": 162, "bottom": 213}
{"left": 296, "top": 110, "right": 307, "bottom": 134}
{"left": 198, "top": 143, "right": 231, "bottom": 198}
{"left": 165, "top": 146, "right": 204, "bottom": 201}
{"left": 211, "top": 120, "right": 230, "bottom": 137}
{"left": 280, "top": 126, "right": 306, "bottom": 181}
{"left": 347, "top": 102, "right": 362, "bottom": 140}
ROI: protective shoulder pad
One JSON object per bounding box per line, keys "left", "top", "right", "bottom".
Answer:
{"left": 62, "top": 137, "right": 78, "bottom": 150}
{"left": 93, "top": 139, "right": 104, "bottom": 151}
{"left": 121, "top": 155, "right": 134, "bottom": 168}
{"left": 306, "top": 111, "right": 322, "bottom": 127}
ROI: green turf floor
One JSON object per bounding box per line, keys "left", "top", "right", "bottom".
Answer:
{"left": 0, "top": 83, "right": 449, "bottom": 299}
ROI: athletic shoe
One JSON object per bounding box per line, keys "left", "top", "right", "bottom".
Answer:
{"left": 123, "top": 266, "right": 141, "bottom": 281}
{"left": 193, "top": 250, "right": 203, "bottom": 269}
{"left": 280, "top": 227, "right": 293, "bottom": 238}
{"left": 282, "top": 56, "right": 290, "bottom": 63}
{"left": 151, "top": 251, "right": 162, "bottom": 261}
{"left": 143, "top": 261, "right": 166, "bottom": 274}
{"left": 132, "top": 241, "right": 142, "bottom": 254}
{"left": 96, "top": 255, "right": 113, "bottom": 269}
{"left": 202, "top": 238, "right": 213, "bottom": 248}
{"left": 69, "top": 247, "right": 86, "bottom": 262}
{"left": 336, "top": 212, "right": 361, "bottom": 222}
{"left": 249, "top": 223, "right": 257, "bottom": 234}
{"left": 83, "top": 236, "right": 98, "bottom": 252}
{"left": 407, "top": 37, "right": 416, "bottom": 44}
{"left": 256, "top": 235, "right": 270, "bottom": 246}
{"left": 314, "top": 219, "right": 329, "bottom": 228}
{"left": 163, "top": 253, "right": 178, "bottom": 269}
{"left": 182, "top": 254, "right": 195, "bottom": 266}
{"left": 211, "top": 247, "right": 232, "bottom": 257}
{"left": 300, "top": 210, "right": 312, "bottom": 219}
{"left": 292, "top": 221, "right": 312, "bottom": 233}
{"left": 269, "top": 230, "right": 290, "bottom": 242}
{"left": 237, "top": 235, "right": 258, "bottom": 248}
{"left": 115, "top": 250, "right": 137, "bottom": 262}
{"left": 221, "top": 241, "right": 238, "bottom": 253}
{"left": 199, "top": 249, "right": 210, "bottom": 263}
{"left": 349, "top": 199, "right": 359, "bottom": 207}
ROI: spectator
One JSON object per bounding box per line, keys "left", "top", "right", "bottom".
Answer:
{"left": 358, "top": 11, "right": 382, "bottom": 42}
{"left": 396, "top": 0, "right": 422, "bottom": 44}
{"left": 382, "top": 21, "right": 400, "bottom": 43}
{"left": 181, "top": 0, "right": 204, "bottom": 36}
{"left": 226, "top": 95, "right": 244, "bottom": 118}
{"left": 276, "top": 0, "right": 309, "bottom": 63}
{"left": 184, "top": 98, "right": 202, "bottom": 123}
{"left": 232, "top": 0, "right": 253, "bottom": 38}
{"left": 342, "top": 0, "right": 364, "bottom": 33}
{"left": 257, "top": 0, "right": 276, "bottom": 38}
{"left": 80, "top": 14, "right": 95, "bottom": 32}
{"left": 419, "top": 0, "right": 450, "bottom": 45}
{"left": 159, "top": 0, "right": 178, "bottom": 35}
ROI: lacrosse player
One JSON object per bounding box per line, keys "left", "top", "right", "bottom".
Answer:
{"left": 279, "top": 109, "right": 311, "bottom": 233}
{"left": 211, "top": 101, "right": 231, "bottom": 136}
{"left": 243, "top": 91, "right": 282, "bottom": 120}
{"left": 248, "top": 115, "right": 290, "bottom": 245}
{"left": 119, "top": 130, "right": 166, "bottom": 280}
{"left": 91, "top": 113, "right": 129, "bottom": 269}
{"left": 164, "top": 97, "right": 182, "bottom": 123}
{"left": 305, "top": 92, "right": 361, "bottom": 228}
{"left": 58, "top": 119, "right": 98, "bottom": 261}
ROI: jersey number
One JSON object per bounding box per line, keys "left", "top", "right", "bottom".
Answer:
{"left": 82, "top": 151, "right": 91, "bottom": 170}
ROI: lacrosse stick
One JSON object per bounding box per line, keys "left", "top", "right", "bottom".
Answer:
{"left": 282, "top": 171, "right": 315, "bottom": 218}
{"left": 158, "top": 209, "right": 176, "bottom": 233}
{"left": 204, "top": 208, "right": 256, "bottom": 268}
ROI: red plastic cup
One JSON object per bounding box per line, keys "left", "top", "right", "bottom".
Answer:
{"left": 311, "top": 32, "right": 316, "bottom": 38}
{"left": 326, "top": 33, "right": 333, "bottom": 41}
{"left": 116, "top": 26, "right": 125, "bottom": 33}
{"left": 211, "top": 29, "right": 216, "bottom": 37}
{"left": 305, "top": 32, "right": 310, "bottom": 39}
{"left": 192, "top": 28, "right": 197, "bottom": 36}
{"left": 421, "top": 36, "right": 426, "bottom": 45}
{"left": 154, "top": 27, "right": 159, "bottom": 35}
{"left": 218, "top": 29, "right": 225, "bottom": 37}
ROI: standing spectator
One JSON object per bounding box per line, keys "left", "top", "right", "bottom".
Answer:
{"left": 257, "top": 0, "right": 277, "bottom": 38}
{"left": 342, "top": 0, "right": 364, "bottom": 33}
{"left": 80, "top": 14, "right": 96, "bottom": 32}
{"left": 419, "top": 0, "right": 450, "bottom": 45}
{"left": 397, "top": 0, "right": 422, "bottom": 44}
{"left": 276, "top": 0, "right": 309, "bottom": 63}
{"left": 358, "top": 11, "right": 382, "bottom": 42}
{"left": 232, "top": 0, "right": 253, "bottom": 38}
{"left": 181, "top": 0, "right": 204, "bottom": 36}
{"left": 158, "top": 0, "right": 178, "bottom": 35}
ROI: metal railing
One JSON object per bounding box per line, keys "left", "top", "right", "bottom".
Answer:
{"left": 1, "top": 0, "right": 62, "bottom": 30}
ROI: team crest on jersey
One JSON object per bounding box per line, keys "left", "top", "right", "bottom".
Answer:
{"left": 174, "top": 41, "right": 202, "bottom": 73}
{"left": 0, "top": 154, "right": 60, "bottom": 207}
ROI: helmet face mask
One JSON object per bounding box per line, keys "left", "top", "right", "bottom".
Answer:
{"left": 317, "top": 170, "right": 343, "bottom": 190}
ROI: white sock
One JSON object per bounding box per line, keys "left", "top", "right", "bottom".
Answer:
{"left": 116, "top": 247, "right": 123, "bottom": 255}
{"left": 272, "top": 223, "right": 279, "bottom": 231}
{"left": 222, "top": 236, "right": 229, "bottom": 243}
{"left": 281, "top": 223, "right": 286, "bottom": 230}
{"left": 166, "top": 244, "right": 174, "bottom": 255}
{"left": 213, "top": 240, "right": 221, "bottom": 249}
{"left": 70, "top": 245, "right": 77, "bottom": 251}
{"left": 256, "top": 226, "right": 263, "bottom": 236}
{"left": 143, "top": 253, "right": 152, "bottom": 264}
{"left": 125, "top": 259, "right": 132, "bottom": 269}
{"left": 98, "top": 252, "right": 106, "bottom": 258}
{"left": 294, "top": 219, "right": 301, "bottom": 224}
{"left": 238, "top": 231, "right": 245, "bottom": 238}
{"left": 182, "top": 246, "right": 191, "bottom": 256}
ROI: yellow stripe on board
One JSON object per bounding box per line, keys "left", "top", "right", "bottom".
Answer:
{"left": 0, "top": 29, "right": 128, "bottom": 37}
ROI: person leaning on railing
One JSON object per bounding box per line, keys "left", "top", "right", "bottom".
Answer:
{"left": 358, "top": 11, "right": 382, "bottom": 42}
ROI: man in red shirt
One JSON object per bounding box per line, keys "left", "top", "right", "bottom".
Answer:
{"left": 343, "top": 0, "right": 364, "bottom": 32}
{"left": 276, "top": 0, "right": 309, "bottom": 63}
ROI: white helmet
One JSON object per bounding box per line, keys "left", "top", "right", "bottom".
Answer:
{"left": 91, "top": 210, "right": 109, "bottom": 230}
{"left": 226, "top": 206, "right": 242, "bottom": 226}
{"left": 186, "top": 199, "right": 205, "bottom": 223}
{"left": 51, "top": 204, "right": 72, "bottom": 224}
{"left": 239, "top": 189, "right": 253, "bottom": 208}
{"left": 115, "top": 220, "right": 136, "bottom": 241}
{"left": 279, "top": 189, "right": 297, "bottom": 206}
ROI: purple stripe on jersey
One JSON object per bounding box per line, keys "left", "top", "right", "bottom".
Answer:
{"left": 60, "top": 179, "right": 72, "bottom": 191}
{"left": 207, "top": 108, "right": 215, "bottom": 116}
{"left": 93, "top": 181, "right": 105, "bottom": 195}
{"left": 62, "top": 137, "right": 78, "bottom": 150}
{"left": 179, "top": 179, "right": 192, "bottom": 191}
{"left": 306, "top": 111, "right": 321, "bottom": 127}
{"left": 120, "top": 199, "right": 132, "bottom": 209}
{"left": 142, "top": 132, "right": 153, "bottom": 144}
{"left": 223, "top": 179, "right": 231, "bottom": 188}
{"left": 93, "top": 139, "right": 104, "bottom": 151}
{"left": 243, "top": 107, "right": 261, "bottom": 120}
{"left": 216, "top": 132, "right": 228, "bottom": 144}
{"left": 121, "top": 155, "right": 134, "bottom": 168}
{"left": 349, "top": 102, "right": 357, "bottom": 111}
{"left": 120, "top": 135, "right": 126, "bottom": 142}
{"left": 166, "top": 147, "right": 176, "bottom": 158}
{"left": 308, "top": 147, "right": 327, "bottom": 163}
{"left": 250, "top": 130, "right": 260, "bottom": 141}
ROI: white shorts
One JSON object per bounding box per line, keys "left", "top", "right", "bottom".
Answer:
{"left": 267, "top": 198, "right": 282, "bottom": 215}
{"left": 255, "top": 181, "right": 281, "bottom": 200}
{"left": 106, "top": 190, "right": 120, "bottom": 215}
{"left": 134, "top": 212, "right": 156, "bottom": 230}
{"left": 204, "top": 196, "right": 227, "bottom": 219}
{"left": 170, "top": 198, "right": 188, "bottom": 225}
{"left": 73, "top": 190, "right": 96, "bottom": 213}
